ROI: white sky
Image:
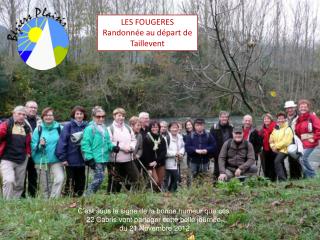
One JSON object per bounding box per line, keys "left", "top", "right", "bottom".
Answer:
{"left": 1, "top": 0, "right": 320, "bottom": 39}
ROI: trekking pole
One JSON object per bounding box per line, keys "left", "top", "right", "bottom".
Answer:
{"left": 37, "top": 148, "right": 43, "bottom": 195}
{"left": 42, "top": 147, "right": 50, "bottom": 199}
{"left": 110, "top": 141, "right": 119, "bottom": 193}
{"left": 136, "top": 158, "right": 162, "bottom": 192}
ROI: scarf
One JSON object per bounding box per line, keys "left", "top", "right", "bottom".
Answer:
{"left": 147, "top": 132, "right": 161, "bottom": 151}
{"left": 93, "top": 122, "right": 106, "bottom": 138}
{"left": 260, "top": 121, "right": 276, "bottom": 151}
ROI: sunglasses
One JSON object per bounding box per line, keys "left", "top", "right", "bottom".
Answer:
{"left": 234, "top": 132, "right": 243, "bottom": 135}
{"left": 96, "top": 115, "right": 105, "bottom": 119}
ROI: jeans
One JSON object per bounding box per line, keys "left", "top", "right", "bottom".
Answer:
{"left": 301, "top": 148, "right": 316, "bottom": 178}
{"left": 190, "top": 162, "right": 209, "bottom": 178}
{"left": 86, "top": 163, "right": 107, "bottom": 195}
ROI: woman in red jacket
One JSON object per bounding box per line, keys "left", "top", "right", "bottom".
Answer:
{"left": 259, "top": 113, "right": 277, "bottom": 181}
{"left": 295, "top": 99, "right": 320, "bottom": 178}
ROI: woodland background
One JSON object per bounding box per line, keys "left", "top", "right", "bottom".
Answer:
{"left": 0, "top": 0, "right": 319, "bottom": 119}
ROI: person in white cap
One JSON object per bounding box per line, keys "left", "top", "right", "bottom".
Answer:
{"left": 284, "top": 100, "right": 302, "bottom": 179}
{"left": 284, "top": 101, "right": 298, "bottom": 130}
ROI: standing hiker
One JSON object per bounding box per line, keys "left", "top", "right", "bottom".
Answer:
{"left": 107, "top": 108, "right": 139, "bottom": 193}
{"left": 55, "top": 106, "right": 88, "bottom": 197}
{"left": 284, "top": 101, "right": 303, "bottom": 179}
{"left": 242, "top": 115, "right": 263, "bottom": 161}
{"left": 129, "top": 116, "right": 143, "bottom": 163}
{"left": 22, "top": 100, "right": 41, "bottom": 198}
{"left": 210, "top": 111, "right": 233, "bottom": 179}
{"left": 31, "top": 107, "right": 64, "bottom": 198}
{"left": 269, "top": 112, "right": 293, "bottom": 181}
{"left": 160, "top": 120, "right": 169, "bottom": 138}
{"left": 141, "top": 120, "right": 167, "bottom": 190}
{"left": 259, "top": 113, "right": 277, "bottom": 181}
{"left": 185, "top": 119, "right": 217, "bottom": 180}
{"left": 0, "top": 106, "right": 31, "bottom": 199}
{"left": 164, "top": 122, "right": 185, "bottom": 192}
{"left": 81, "top": 106, "right": 119, "bottom": 195}
{"left": 139, "top": 112, "right": 150, "bottom": 139}
{"left": 295, "top": 99, "right": 320, "bottom": 178}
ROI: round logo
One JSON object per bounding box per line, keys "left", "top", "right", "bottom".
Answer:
{"left": 17, "top": 17, "right": 69, "bottom": 70}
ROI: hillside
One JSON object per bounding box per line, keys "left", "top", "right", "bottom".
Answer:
{"left": 0, "top": 175, "right": 319, "bottom": 240}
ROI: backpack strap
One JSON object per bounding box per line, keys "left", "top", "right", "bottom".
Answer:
{"left": 37, "top": 125, "right": 43, "bottom": 147}
{"left": 109, "top": 124, "right": 131, "bottom": 136}
{"left": 57, "top": 125, "right": 61, "bottom": 135}
{"left": 226, "top": 139, "right": 233, "bottom": 151}
{"left": 289, "top": 126, "right": 296, "bottom": 144}
{"left": 244, "top": 140, "right": 249, "bottom": 162}
{"left": 37, "top": 125, "right": 61, "bottom": 146}
{"left": 163, "top": 134, "right": 170, "bottom": 148}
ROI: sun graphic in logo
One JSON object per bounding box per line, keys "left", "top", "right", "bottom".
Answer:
{"left": 28, "top": 27, "right": 42, "bottom": 42}
{"left": 17, "top": 17, "right": 69, "bottom": 70}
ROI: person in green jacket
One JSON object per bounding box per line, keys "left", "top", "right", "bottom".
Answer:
{"left": 81, "top": 106, "right": 119, "bottom": 195}
{"left": 31, "top": 107, "right": 64, "bottom": 198}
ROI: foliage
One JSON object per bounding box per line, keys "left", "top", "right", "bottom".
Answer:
{"left": 0, "top": 176, "right": 320, "bottom": 239}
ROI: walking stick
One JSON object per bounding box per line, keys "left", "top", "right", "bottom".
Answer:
{"left": 42, "top": 147, "right": 50, "bottom": 198}
{"left": 45, "top": 163, "right": 50, "bottom": 198}
{"left": 110, "top": 141, "right": 119, "bottom": 193}
{"left": 135, "top": 158, "right": 162, "bottom": 192}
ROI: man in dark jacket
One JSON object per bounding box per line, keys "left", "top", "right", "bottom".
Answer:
{"left": 0, "top": 106, "right": 31, "bottom": 199}
{"left": 218, "top": 126, "right": 257, "bottom": 181}
{"left": 185, "top": 118, "right": 217, "bottom": 178}
{"left": 210, "top": 111, "right": 233, "bottom": 178}
{"left": 22, "top": 100, "right": 41, "bottom": 198}
{"left": 242, "top": 115, "right": 262, "bottom": 161}
{"left": 139, "top": 112, "right": 150, "bottom": 139}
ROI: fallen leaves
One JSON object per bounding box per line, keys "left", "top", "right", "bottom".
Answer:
{"left": 271, "top": 200, "right": 281, "bottom": 207}
{"left": 69, "top": 202, "right": 77, "bottom": 208}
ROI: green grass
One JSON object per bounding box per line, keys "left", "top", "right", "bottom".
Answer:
{"left": 1, "top": 175, "right": 320, "bottom": 240}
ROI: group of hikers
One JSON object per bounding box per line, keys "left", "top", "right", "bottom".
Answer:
{"left": 0, "top": 99, "right": 319, "bottom": 200}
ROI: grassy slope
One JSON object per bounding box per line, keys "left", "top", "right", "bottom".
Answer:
{"left": 0, "top": 176, "right": 320, "bottom": 240}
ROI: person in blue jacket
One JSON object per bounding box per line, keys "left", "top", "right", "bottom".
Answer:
{"left": 31, "top": 107, "right": 64, "bottom": 198}
{"left": 185, "top": 118, "right": 217, "bottom": 180}
{"left": 56, "top": 106, "right": 88, "bottom": 197}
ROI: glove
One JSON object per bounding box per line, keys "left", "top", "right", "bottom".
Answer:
{"left": 85, "top": 159, "right": 96, "bottom": 170}
{"left": 149, "top": 161, "right": 157, "bottom": 168}
{"left": 112, "top": 146, "right": 120, "bottom": 153}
